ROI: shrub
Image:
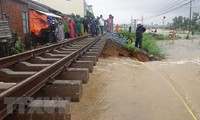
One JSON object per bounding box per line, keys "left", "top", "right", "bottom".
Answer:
{"left": 10, "top": 31, "right": 25, "bottom": 55}
{"left": 124, "top": 44, "right": 135, "bottom": 51}
{"left": 119, "top": 30, "right": 165, "bottom": 57}
{"left": 142, "top": 34, "right": 164, "bottom": 57}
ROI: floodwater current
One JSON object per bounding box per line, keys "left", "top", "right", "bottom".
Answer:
{"left": 71, "top": 39, "right": 200, "bottom": 120}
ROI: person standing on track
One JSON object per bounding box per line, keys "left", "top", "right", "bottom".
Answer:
{"left": 99, "top": 15, "right": 104, "bottom": 36}
{"left": 83, "top": 16, "right": 89, "bottom": 34}
{"left": 68, "top": 17, "right": 76, "bottom": 38}
{"left": 74, "top": 14, "right": 82, "bottom": 37}
{"left": 135, "top": 21, "right": 146, "bottom": 49}
{"left": 107, "top": 14, "right": 113, "bottom": 34}
{"left": 90, "top": 16, "right": 97, "bottom": 37}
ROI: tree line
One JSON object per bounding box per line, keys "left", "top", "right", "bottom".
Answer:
{"left": 168, "top": 12, "right": 200, "bottom": 31}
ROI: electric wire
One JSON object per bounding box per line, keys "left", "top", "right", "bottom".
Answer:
{"left": 145, "top": 0, "right": 200, "bottom": 20}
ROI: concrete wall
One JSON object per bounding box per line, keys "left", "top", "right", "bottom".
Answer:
{"left": 36, "top": 0, "right": 86, "bottom": 17}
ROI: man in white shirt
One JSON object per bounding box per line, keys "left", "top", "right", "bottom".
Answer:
{"left": 99, "top": 15, "right": 105, "bottom": 36}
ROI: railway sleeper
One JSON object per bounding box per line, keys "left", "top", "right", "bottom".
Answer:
{"left": 27, "top": 57, "right": 60, "bottom": 64}
{"left": 91, "top": 46, "right": 103, "bottom": 51}
{"left": 84, "top": 51, "right": 100, "bottom": 58}
{"left": 6, "top": 100, "right": 70, "bottom": 120}
{"left": 64, "top": 46, "right": 82, "bottom": 49}
{"left": 96, "top": 42, "right": 106, "bottom": 48}
{"left": 41, "top": 53, "right": 68, "bottom": 58}
{"left": 0, "top": 82, "right": 16, "bottom": 93}
{"left": 95, "top": 43, "right": 104, "bottom": 46}
{"left": 69, "top": 61, "right": 93, "bottom": 73}
{"left": 78, "top": 56, "right": 97, "bottom": 66}
{"left": 59, "top": 48, "right": 77, "bottom": 51}
{"left": 55, "top": 68, "right": 89, "bottom": 84}
{"left": 51, "top": 50, "right": 72, "bottom": 54}
{"left": 8, "top": 62, "right": 50, "bottom": 71}
{"left": 70, "top": 44, "right": 84, "bottom": 47}
{"left": 0, "top": 68, "right": 36, "bottom": 82}
{"left": 88, "top": 48, "right": 101, "bottom": 53}
{"left": 92, "top": 45, "right": 102, "bottom": 48}
{"left": 41, "top": 80, "right": 82, "bottom": 102}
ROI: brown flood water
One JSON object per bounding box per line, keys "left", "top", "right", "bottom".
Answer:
{"left": 71, "top": 39, "right": 200, "bottom": 120}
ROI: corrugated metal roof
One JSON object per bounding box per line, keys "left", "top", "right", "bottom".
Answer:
{"left": 19, "top": 0, "right": 62, "bottom": 14}
{"left": 36, "top": 10, "right": 62, "bottom": 18}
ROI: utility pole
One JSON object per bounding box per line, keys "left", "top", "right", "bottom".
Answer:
{"left": 189, "top": 0, "right": 192, "bottom": 33}
{"left": 131, "top": 16, "right": 134, "bottom": 27}
{"left": 162, "top": 16, "right": 165, "bottom": 35}
{"left": 141, "top": 15, "right": 144, "bottom": 24}
{"left": 151, "top": 22, "right": 153, "bottom": 29}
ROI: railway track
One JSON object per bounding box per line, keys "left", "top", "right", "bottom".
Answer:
{"left": 0, "top": 36, "right": 105, "bottom": 120}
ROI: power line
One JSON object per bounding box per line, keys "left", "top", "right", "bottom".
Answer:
{"left": 146, "top": 0, "right": 184, "bottom": 18}
{"left": 145, "top": 0, "right": 186, "bottom": 19}
{"left": 157, "top": 1, "right": 191, "bottom": 16}
{"left": 159, "top": 0, "right": 187, "bottom": 13}
{"left": 145, "top": 0, "right": 200, "bottom": 20}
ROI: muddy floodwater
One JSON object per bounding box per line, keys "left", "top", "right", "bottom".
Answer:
{"left": 71, "top": 39, "right": 200, "bottom": 120}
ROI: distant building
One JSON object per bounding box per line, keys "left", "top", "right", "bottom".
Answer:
{"left": 33, "top": 0, "right": 88, "bottom": 17}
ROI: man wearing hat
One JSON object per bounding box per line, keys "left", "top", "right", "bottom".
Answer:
{"left": 135, "top": 21, "right": 146, "bottom": 49}
{"left": 49, "top": 20, "right": 57, "bottom": 43}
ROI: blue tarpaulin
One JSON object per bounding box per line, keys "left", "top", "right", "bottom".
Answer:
{"left": 109, "top": 32, "right": 126, "bottom": 45}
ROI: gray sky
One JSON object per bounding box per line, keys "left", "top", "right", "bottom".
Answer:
{"left": 86, "top": 0, "right": 200, "bottom": 25}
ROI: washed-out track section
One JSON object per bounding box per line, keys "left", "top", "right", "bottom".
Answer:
{"left": 0, "top": 36, "right": 106, "bottom": 120}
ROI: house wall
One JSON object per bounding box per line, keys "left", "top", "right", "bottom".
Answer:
{"left": 36, "top": 0, "right": 86, "bottom": 17}
{"left": 1, "top": 0, "right": 28, "bottom": 38}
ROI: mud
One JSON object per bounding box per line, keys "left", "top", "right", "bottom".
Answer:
{"left": 100, "top": 37, "right": 157, "bottom": 62}
{"left": 100, "top": 38, "right": 131, "bottom": 58}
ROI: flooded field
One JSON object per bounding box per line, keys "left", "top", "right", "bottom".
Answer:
{"left": 71, "top": 39, "right": 200, "bottom": 120}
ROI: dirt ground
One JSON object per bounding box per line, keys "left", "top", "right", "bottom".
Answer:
{"left": 100, "top": 37, "right": 151, "bottom": 62}
{"left": 71, "top": 38, "right": 200, "bottom": 120}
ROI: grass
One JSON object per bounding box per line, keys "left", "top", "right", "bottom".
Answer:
{"left": 142, "top": 34, "right": 164, "bottom": 57}
{"left": 119, "top": 30, "right": 165, "bottom": 57}
{"left": 154, "top": 34, "right": 171, "bottom": 40}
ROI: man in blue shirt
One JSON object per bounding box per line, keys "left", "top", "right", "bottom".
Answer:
{"left": 135, "top": 21, "right": 146, "bottom": 49}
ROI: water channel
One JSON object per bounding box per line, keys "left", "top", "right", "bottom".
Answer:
{"left": 71, "top": 38, "right": 200, "bottom": 120}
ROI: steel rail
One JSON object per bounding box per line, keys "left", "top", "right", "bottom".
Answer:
{"left": 0, "top": 36, "right": 100, "bottom": 120}
{"left": 0, "top": 36, "right": 87, "bottom": 68}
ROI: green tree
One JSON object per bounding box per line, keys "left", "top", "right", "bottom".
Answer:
{"left": 171, "top": 12, "right": 200, "bottom": 31}
{"left": 86, "top": 10, "right": 94, "bottom": 20}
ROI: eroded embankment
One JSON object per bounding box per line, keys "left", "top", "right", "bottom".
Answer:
{"left": 100, "top": 37, "right": 160, "bottom": 62}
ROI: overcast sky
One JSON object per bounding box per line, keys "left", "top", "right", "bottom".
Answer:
{"left": 86, "top": 0, "right": 200, "bottom": 25}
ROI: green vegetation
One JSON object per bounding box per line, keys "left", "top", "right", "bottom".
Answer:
{"left": 10, "top": 31, "right": 25, "bottom": 55}
{"left": 124, "top": 44, "right": 135, "bottom": 51}
{"left": 142, "top": 34, "right": 164, "bottom": 57}
{"left": 86, "top": 10, "right": 94, "bottom": 19}
{"left": 154, "top": 34, "right": 171, "bottom": 40}
{"left": 167, "top": 12, "right": 200, "bottom": 32}
{"left": 119, "top": 30, "right": 165, "bottom": 57}
{"left": 10, "top": 40, "right": 25, "bottom": 55}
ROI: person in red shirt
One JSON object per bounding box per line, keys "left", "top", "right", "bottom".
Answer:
{"left": 68, "top": 18, "right": 76, "bottom": 38}
{"left": 115, "top": 24, "right": 120, "bottom": 33}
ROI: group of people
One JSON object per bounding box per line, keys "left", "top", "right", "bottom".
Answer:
{"left": 48, "top": 14, "right": 114, "bottom": 43}
{"left": 48, "top": 19, "right": 65, "bottom": 43}
{"left": 88, "top": 14, "right": 114, "bottom": 37}
{"left": 48, "top": 14, "right": 82, "bottom": 43}
{"left": 48, "top": 13, "right": 147, "bottom": 49}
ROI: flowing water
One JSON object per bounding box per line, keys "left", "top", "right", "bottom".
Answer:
{"left": 71, "top": 39, "right": 200, "bottom": 120}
